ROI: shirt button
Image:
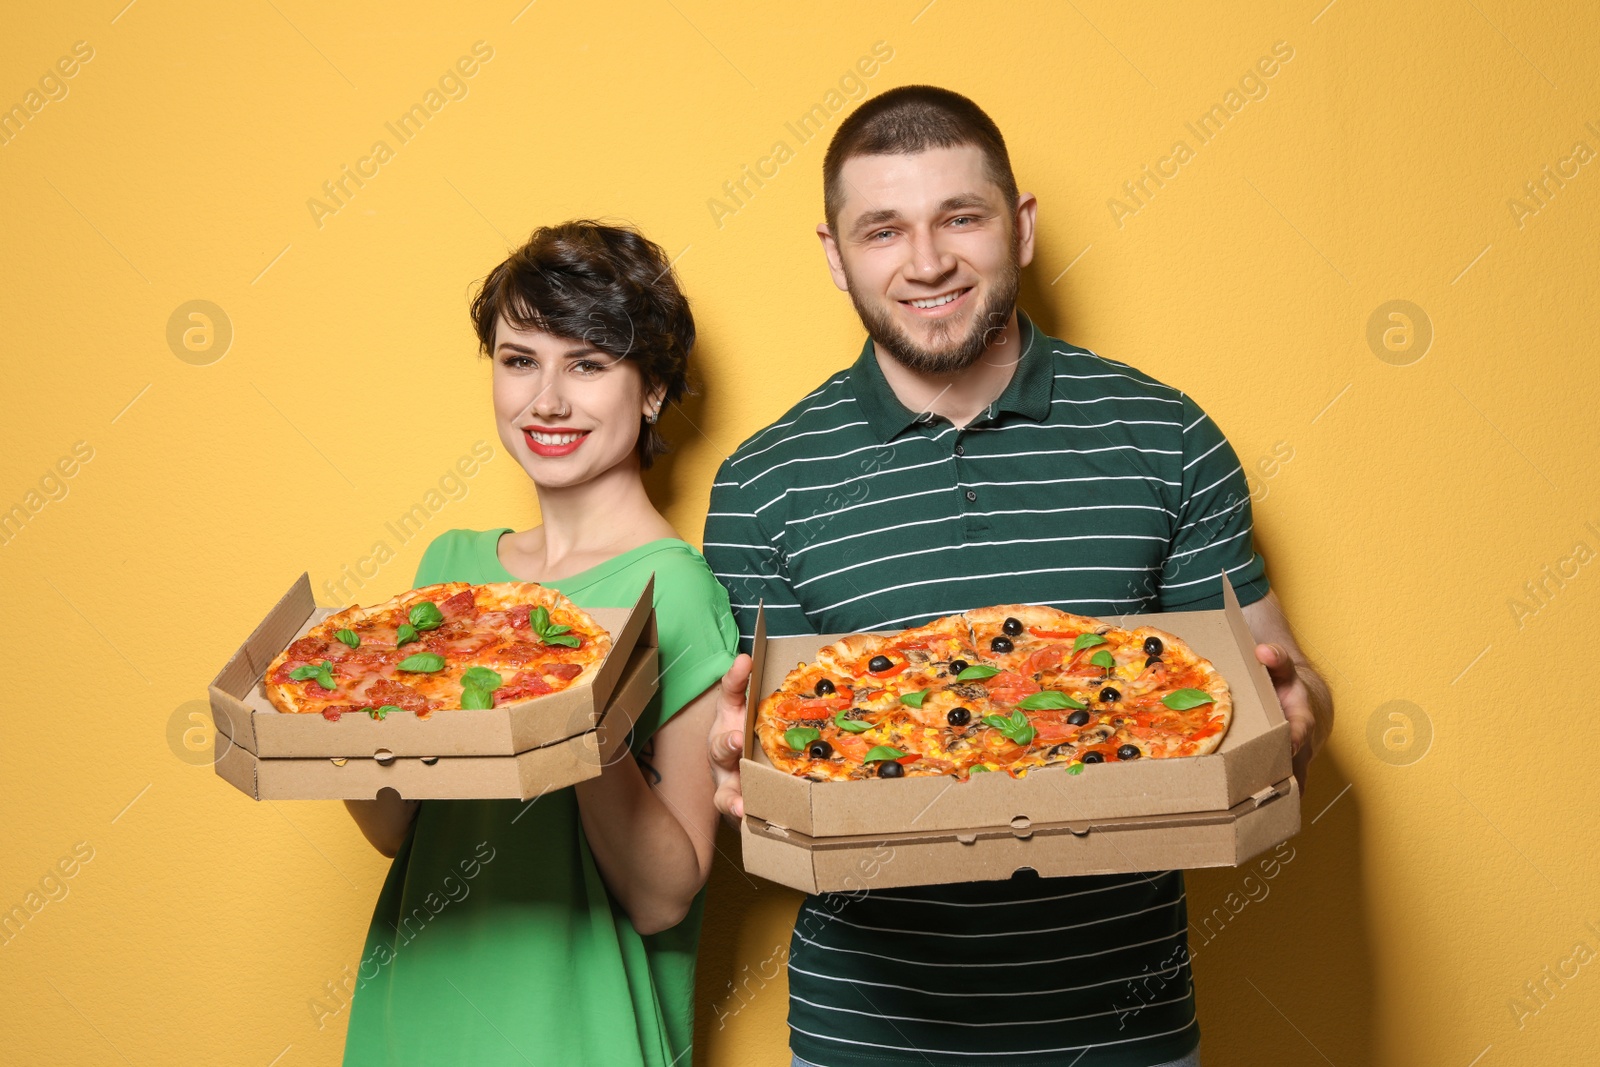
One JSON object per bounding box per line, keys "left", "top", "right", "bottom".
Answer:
{"left": 954, "top": 445, "right": 965, "bottom": 456}
{"left": 965, "top": 489, "right": 977, "bottom": 502}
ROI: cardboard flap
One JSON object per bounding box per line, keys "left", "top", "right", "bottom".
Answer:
{"left": 210, "top": 573, "right": 315, "bottom": 698}
{"left": 742, "top": 600, "right": 768, "bottom": 758}
{"left": 1220, "top": 568, "right": 1285, "bottom": 728}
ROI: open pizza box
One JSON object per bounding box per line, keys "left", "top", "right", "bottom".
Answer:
{"left": 737, "top": 572, "right": 1300, "bottom": 892}
{"left": 215, "top": 642, "right": 658, "bottom": 800}
{"left": 208, "top": 572, "right": 656, "bottom": 759}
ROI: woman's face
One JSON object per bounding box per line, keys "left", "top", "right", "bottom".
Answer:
{"left": 490, "top": 313, "right": 661, "bottom": 490}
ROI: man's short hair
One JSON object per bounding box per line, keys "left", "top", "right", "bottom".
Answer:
{"left": 822, "top": 85, "right": 1019, "bottom": 236}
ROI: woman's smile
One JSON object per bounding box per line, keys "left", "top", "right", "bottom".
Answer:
{"left": 522, "top": 425, "right": 592, "bottom": 457}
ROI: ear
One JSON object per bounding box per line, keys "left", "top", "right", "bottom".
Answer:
{"left": 816, "top": 223, "right": 850, "bottom": 293}
{"left": 1013, "top": 192, "right": 1039, "bottom": 271}
{"left": 642, "top": 382, "right": 668, "bottom": 418}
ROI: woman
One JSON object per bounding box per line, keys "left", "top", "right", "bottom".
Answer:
{"left": 339, "top": 221, "right": 738, "bottom": 1067}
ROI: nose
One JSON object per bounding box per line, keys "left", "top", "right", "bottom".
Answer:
{"left": 525, "top": 368, "right": 570, "bottom": 420}
{"left": 903, "top": 226, "right": 955, "bottom": 285}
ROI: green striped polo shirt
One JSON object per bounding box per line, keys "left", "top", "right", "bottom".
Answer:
{"left": 702, "top": 309, "right": 1269, "bottom": 1067}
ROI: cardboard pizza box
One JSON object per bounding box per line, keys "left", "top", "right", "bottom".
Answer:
{"left": 739, "top": 571, "right": 1294, "bottom": 840}
{"left": 208, "top": 572, "right": 656, "bottom": 758}
{"left": 740, "top": 776, "right": 1298, "bottom": 893}
{"left": 214, "top": 642, "right": 658, "bottom": 801}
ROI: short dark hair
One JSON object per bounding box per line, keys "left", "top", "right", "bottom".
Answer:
{"left": 469, "top": 220, "right": 693, "bottom": 468}
{"left": 823, "top": 85, "right": 1019, "bottom": 236}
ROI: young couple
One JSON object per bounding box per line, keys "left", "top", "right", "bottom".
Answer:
{"left": 337, "top": 85, "right": 1333, "bottom": 1067}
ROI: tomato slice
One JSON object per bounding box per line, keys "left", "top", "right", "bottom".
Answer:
{"left": 867, "top": 661, "right": 909, "bottom": 678}
{"left": 1028, "top": 627, "right": 1081, "bottom": 640}
{"left": 895, "top": 753, "right": 922, "bottom": 765}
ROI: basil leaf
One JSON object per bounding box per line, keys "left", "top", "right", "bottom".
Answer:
{"left": 1072, "top": 633, "right": 1107, "bottom": 652}
{"left": 1162, "top": 688, "right": 1215, "bottom": 710}
{"left": 291, "top": 661, "right": 336, "bottom": 690}
{"left": 528, "top": 606, "right": 551, "bottom": 635}
{"left": 334, "top": 629, "right": 360, "bottom": 649}
{"left": 899, "top": 689, "right": 930, "bottom": 708}
{"left": 956, "top": 664, "right": 1000, "bottom": 681}
{"left": 459, "top": 684, "right": 495, "bottom": 710}
{"left": 460, "top": 666, "right": 503, "bottom": 691}
{"left": 785, "top": 726, "right": 822, "bottom": 751}
{"left": 375, "top": 704, "right": 401, "bottom": 720}
{"left": 397, "top": 652, "right": 446, "bottom": 673}
{"left": 982, "top": 711, "right": 1035, "bottom": 746}
{"left": 833, "top": 710, "right": 871, "bottom": 734}
{"left": 863, "top": 745, "right": 906, "bottom": 763}
{"left": 1066, "top": 762, "right": 1085, "bottom": 775}
{"left": 543, "top": 623, "right": 571, "bottom": 637}
{"left": 1090, "top": 649, "right": 1116, "bottom": 669}
{"left": 969, "top": 764, "right": 992, "bottom": 774}
{"left": 1015, "top": 690, "right": 1086, "bottom": 711}
{"left": 409, "top": 602, "right": 445, "bottom": 632}
{"left": 396, "top": 623, "right": 419, "bottom": 647}
{"left": 540, "top": 633, "right": 581, "bottom": 649}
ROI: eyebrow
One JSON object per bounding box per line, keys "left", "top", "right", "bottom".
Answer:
{"left": 849, "top": 194, "right": 995, "bottom": 239}
{"left": 495, "top": 341, "right": 605, "bottom": 359}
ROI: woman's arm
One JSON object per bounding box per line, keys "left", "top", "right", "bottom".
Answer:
{"left": 344, "top": 791, "right": 420, "bottom": 858}
{"left": 574, "top": 680, "right": 721, "bottom": 935}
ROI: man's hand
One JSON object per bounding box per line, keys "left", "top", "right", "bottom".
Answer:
{"left": 707, "top": 653, "right": 753, "bottom": 824}
{"left": 1255, "top": 642, "right": 1316, "bottom": 794}
{"left": 1241, "top": 591, "right": 1333, "bottom": 797}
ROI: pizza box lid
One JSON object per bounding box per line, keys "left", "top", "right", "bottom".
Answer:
{"left": 213, "top": 642, "right": 658, "bottom": 800}
{"left": 739, "top": 571, "right": 1292, "bottom": 839}
{"left": 739, "top": 776, "right": 1300, "bottom": 894}
{"left": 208, "top": 572, "right": 657, "bottom": 758}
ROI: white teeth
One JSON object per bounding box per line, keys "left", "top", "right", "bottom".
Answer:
{"left": 528, "top": 431, "right": 582, "bottom": 445}
{"left": 909, "top": 290, "right": 964, "bottom": 309}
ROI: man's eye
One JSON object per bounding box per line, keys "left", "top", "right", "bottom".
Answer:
{"left": 951, "top": 216, "right": 974, "bottom": 226}
{"left": 872, "top": 229, "right": 895, "bottom": 241}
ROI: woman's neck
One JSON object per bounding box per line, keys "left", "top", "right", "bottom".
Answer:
{"left": 510, "top": 456, "right": 676, "bottom": 581}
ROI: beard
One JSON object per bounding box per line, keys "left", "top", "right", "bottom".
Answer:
{"left": 845, "top": 234, "right": 1022, "bottom": 376}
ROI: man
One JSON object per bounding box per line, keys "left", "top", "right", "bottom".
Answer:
{"left": 703, "top": 85, "right": 1332, "bottom": 1067}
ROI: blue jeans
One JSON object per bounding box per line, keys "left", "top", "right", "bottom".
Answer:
{"left": 792, "top": 1047, "right": 1201, "bottom": 1067}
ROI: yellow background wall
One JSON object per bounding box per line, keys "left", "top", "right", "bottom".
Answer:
{"left": 3, "top": 1, "right": 1597, "bottom": 1064}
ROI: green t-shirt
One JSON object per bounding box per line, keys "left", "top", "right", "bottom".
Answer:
{"left": 340, "top": 529, "right": 738, "bottom": 1067}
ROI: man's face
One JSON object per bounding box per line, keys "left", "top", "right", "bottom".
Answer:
{"left": 820, "top": 144, "right": 1035, "bottom": 374}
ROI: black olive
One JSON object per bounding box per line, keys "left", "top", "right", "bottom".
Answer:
{"left": 1002, "top": 616, "right": 1023, "bottom": 636}
{"left": 1143, "top": 636, "right": 1163, "bottom": 657}
{"left": 868, "top": 655, "right": 893, "bottom": 673}
{"left": 947, "top": 706, "right": 972, "bottom": 726}
{"left": 948, "top": 658, "right": 970, "bottom": 675}
{"left": 990, "top": 636, "right": 1014, "bottom": 654}
{"left": 1117, "top": 744, "right": 1141, "bottom": 760}
{"left": 1099, "top": 687, "right": 1120, "bottom": 703}
{"left": 1082, "top": 751, "right": 1105, "bottom": 764}
{"left": 1067, "top": 709, "right": 1090, "bottom": 726}
{"left": 807, "top": 740, "right": 834, "bottom": 760}
{"left": 814, "top": 678, "right": 836, "bottom": 696}
{"left": 1145, "top": 654, "right": 1162, "bottom": 668}
{"left": 877, "top": 759, "right": 905, "bottom": 778}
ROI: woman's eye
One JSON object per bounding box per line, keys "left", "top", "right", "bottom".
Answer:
{"left": 572, "top": 360, "right": 605, "bottom": 374}
{"left": 501, "top": 355, "right": 534, "bottom": 368}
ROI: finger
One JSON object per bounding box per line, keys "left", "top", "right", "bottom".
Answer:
{"left": 721, "top": 653, "right": 753, "bottom": 696}
{"left": 1255, "top": 643, "right": 1297, "bottom": 682}
{"left": 710, "top": 728, "right": 744, "bottom": 770}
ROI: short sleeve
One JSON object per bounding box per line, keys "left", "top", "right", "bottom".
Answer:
{"left": 702, "top": 458, "right": 818, "bottom": 654}
{"left": 1156, "top": 394, "right": 1271, "bottom": 611}
{"left": 628, "top": 548, "right": 739, "bottom": 748}
{"left": 413, "top": 529, "right": 470, "bottom": 587}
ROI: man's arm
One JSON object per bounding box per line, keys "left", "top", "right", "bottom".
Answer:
{"left": 701, "top": 462, "right": 813, "bottom": 825}
{"left": 1241, "top": 590, "right": 1333, "bottom": 794}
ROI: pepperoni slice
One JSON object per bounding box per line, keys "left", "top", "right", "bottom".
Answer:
{"left": 286, "top": 636, "right": 328, "bottom": 660}
{"left": 364, "top": 678, "right": 429, "bottom": 714}
{"left": 545, "top": 662, "right": 583, "bottom": 681}
{"left": 507, "top": 605, "right": 533, "bottom": 629}
{"left": 493, "top": 641, "right": 546, "bottom": 667}
{"left": 440, "top": 590, "right": 477, "bottom": 617}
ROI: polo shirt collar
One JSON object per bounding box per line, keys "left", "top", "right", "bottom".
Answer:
{"left": 849, "top": 308, "right": 1052, "bottom": 441}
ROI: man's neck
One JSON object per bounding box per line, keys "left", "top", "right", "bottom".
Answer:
{"left": 873, "top": 310, "right": 1024, "bottom": 429}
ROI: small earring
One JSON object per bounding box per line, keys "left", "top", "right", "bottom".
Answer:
{"left": 647, "top": 405, "right": 661, "bottom": 424}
